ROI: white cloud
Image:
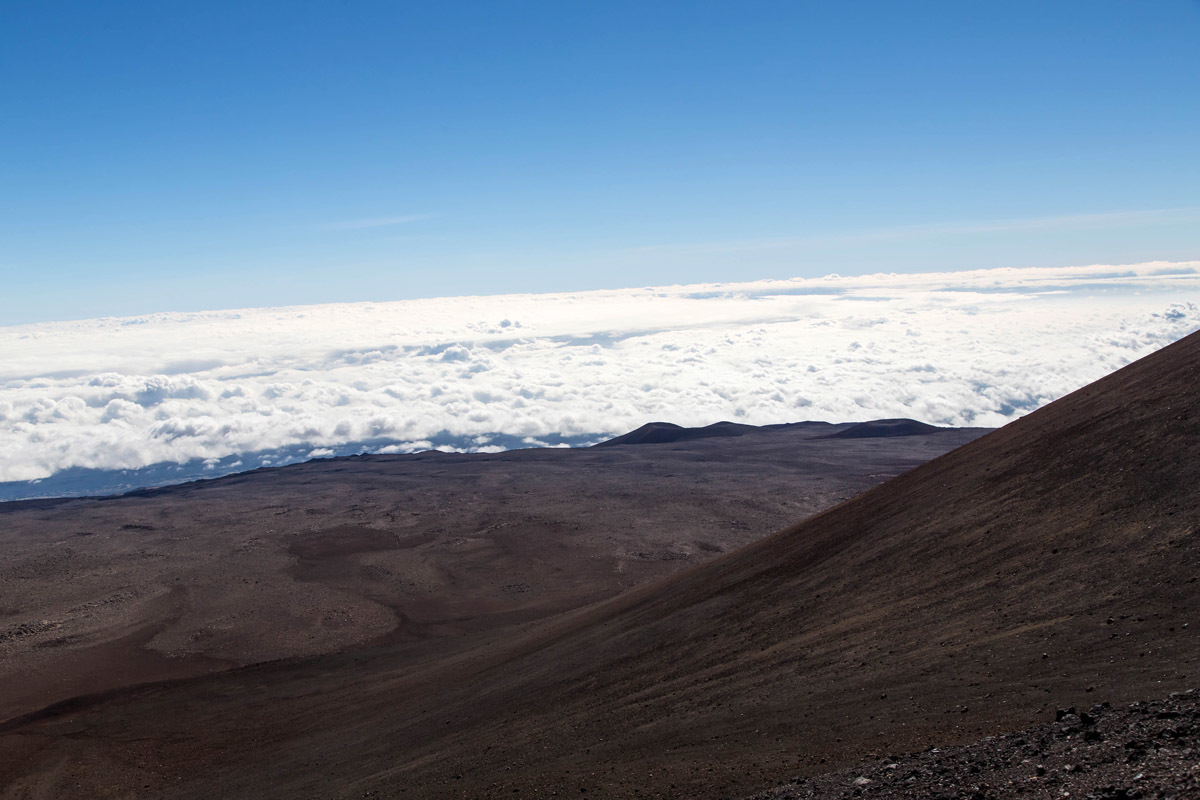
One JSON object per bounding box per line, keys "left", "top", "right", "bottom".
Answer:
{"left": 1, "top": 261, "right": 1198, "bottom": 484}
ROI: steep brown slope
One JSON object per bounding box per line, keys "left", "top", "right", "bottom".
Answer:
{"left": 2, "top": 331, "right": 1198, "bottom": 799}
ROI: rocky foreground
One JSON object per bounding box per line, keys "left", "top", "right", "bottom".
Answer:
{"left": 752, "top": 690, "right": 1200, "bottom": 800}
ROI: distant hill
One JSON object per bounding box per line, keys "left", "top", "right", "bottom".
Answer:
{"left": 596, "top": 418, "right": 946, "bottom": 447}
{"left": 593, "top": 419, "right": 760, "bottom": 446}
{"left": 827, "top": 417, "right": 943, "bottom": 438}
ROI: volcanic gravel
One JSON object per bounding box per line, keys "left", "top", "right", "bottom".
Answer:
{"left": 752, "top": 690, "right": 1200, "bottom": 800}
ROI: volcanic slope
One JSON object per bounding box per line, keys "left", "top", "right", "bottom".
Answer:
{"left": 2, "top": 331, "right": 1200, "bottom": 799}
{"left": 0, "top": 421, "right": 982, "bottom": 725}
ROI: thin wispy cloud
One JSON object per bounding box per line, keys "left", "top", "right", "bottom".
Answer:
{"left": 629, "top": 206, "right": 1200, "bottom": 258}
{"left": 863, "top": 206, "right": 1200, "bottom": 240}
{"left": 322, "top": 213, "right": 433, "bottom": 230}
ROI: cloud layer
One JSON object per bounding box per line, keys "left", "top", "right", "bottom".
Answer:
{"left": 2, "top": 262, "right": 1198, "bottom": 486}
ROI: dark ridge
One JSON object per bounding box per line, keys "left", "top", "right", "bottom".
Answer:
{"left": 827, "top": 417, "right": 943, "bottom": 438}
{"left": 597, "top": 418, "right": 941, "bottom": 448}
{"left": 594, "top": 419, "right": 843, "bottom": 447}
{"left": 0, "top": 680, "right": 170, "bottom": 735}
{"left": 593, "top": 419, "right": 757, "bottom": 446}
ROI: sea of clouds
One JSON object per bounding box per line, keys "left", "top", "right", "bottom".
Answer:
{"left": 2, "top": 261, "right": 1198, "bottom": 495}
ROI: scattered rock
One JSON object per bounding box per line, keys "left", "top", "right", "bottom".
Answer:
{"left": 748, "top": 688, "right": 1200, "bottom": 799}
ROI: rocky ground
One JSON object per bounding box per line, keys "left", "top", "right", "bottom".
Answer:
{"left": 752, "top": 690, "right": 1200, "bottom": 800}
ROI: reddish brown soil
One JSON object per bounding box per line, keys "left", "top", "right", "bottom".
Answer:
{"left": 1, "top": 330, "right": 1198, "bottom": 799}
{"left": 0, "top": 422, "right": 980, "bottom": 725}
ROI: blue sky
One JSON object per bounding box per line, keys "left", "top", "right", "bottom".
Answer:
{"left": 2, "top": 1, "right": 1198, "bottom": 324}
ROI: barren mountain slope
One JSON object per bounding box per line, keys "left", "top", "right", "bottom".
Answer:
{"left": 0, "top": 422, "right": 982, "bottom": 724}
{"left": 2, "top": 331, "right": 1198, "bottom": 799}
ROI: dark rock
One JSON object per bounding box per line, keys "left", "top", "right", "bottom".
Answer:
{"left": 747, "top": 688, "right": 1200, "bottom": 799}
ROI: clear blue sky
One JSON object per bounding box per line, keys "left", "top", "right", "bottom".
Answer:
{"left": 2, "top": 1, "right": 1198, "bottom": 324}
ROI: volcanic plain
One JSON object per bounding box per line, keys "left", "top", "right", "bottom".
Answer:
{"left": 0, "top": 420, "right": 983, "bottom": 728}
